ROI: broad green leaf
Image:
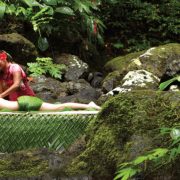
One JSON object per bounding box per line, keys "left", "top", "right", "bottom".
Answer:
{"left": 160, "top": 127, "right": 172, "bottom": 135}
{"left": 177, "top": 143, "right": 180, "bottom": 154}
{"left": 170, "top": 128, "right": 180, "bottom": 140}
{"left": 169, "top": 148, "right": 177, "bottom": 162}
{"left": 21, "top": 0, "right": 41, "bottom": 7}
{"left": 114, "top": 168, "right": 139, "bottom": 180}
{"left": 38, "top": 37, "right": 49, "bottom": 51}
{"left": 43, "top": 0, "right": 57, "bottom": 6}
{"left": 133, "top": 155, "right": 147, "bottom": 165}
{"left": 74, "top": 0, "right": 91, "bottom": 14}
{"left": 15, "top": 7, "right": 26, "bottom": 16}
{"left": 0, "top": 1, "right": 6, "bottom": 19}
{"left": 113, "top": 43, "right": 124, "bottom": 49}
{"left": 159, "top": 76, "right": 180, "bottom": 91}
{"left": 5, "top": 4, "right": 16, "bottom": 15}
{"left": 55, "top": 6, "right": 75, "bottom": 15}
{"left": 119, "top": 162, "right": 131, "bottom": 168}
{"left": 171, "top": 137, "right": 180, "bottom": 146}
{"left": 97, "top": 33, "right": 104, "bottom": 45}
{"left": 150, "top": 148, "right": 168, "bottom": 159}
{"left": 32, "top": 6, "right": 54, "bottom": 20}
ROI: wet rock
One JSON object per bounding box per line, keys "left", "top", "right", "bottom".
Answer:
{"left": 30, "top": 75, "right": 67, "bottom": 102}
{"left": 121, "top": 70, "right": 160, "bottom": 89}
{"left": 101, "top": 71, "right": 123, "bottom": 93}
{"left": 67, "top": 91, "right": 180, "bottom": 179}
{"left": 88, "top": 72, "right": 103, "bottom": 88}
{"left": 0, "top": 33, "right": 38, "bottom": 64}
{"left": 55, "top": 54, "right": 89, "bottom": 81}
{"left": 139, "top": 43, "right": 180, "bottom": 78}
{"left": 58, "top": 87, "right": 102, "bottom": 104}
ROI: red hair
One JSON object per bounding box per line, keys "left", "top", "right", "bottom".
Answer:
{"left": 0, "top": 52, "right": 7, "bottom": 61}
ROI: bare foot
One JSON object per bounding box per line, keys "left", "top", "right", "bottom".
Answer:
{"left": 88, "top": 102, "right": 101, "bottom": 110}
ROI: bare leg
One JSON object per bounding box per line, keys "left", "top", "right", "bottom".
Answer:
{"left": 0, "top": 98, "right": 19, "bottom": 111}
{"left": 39, "top": 102, "right": 101, "bottom": 111}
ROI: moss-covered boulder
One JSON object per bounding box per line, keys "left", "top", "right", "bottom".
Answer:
{"left": 139, "top": 43, "right": 180, "bottom": 77}
{"left": 0, "top": 149, "right": 48, "bottom": 178}
{"left": 54, "top": 53, "right": 89, "bottom": 81}
{"left": 0, "top": 33, "right": 38, "bottom": 64}
{"left": 102, "top": 71, "right": 123, "bottom": 92}
{"left": 66, "top": 91, "right": 180, "bottom": 179}
{"left": 104, "top": 43, "right": 180, "bottom": 79}
{"left": 104, "top": 50, "right": 144, "bottom": 74}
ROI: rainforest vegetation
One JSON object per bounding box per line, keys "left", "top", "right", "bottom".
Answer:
{"left": 0, "top": 0, "right": 179, "bottom": 67}
{"left": 0, "top": 0, "right": 179, "bottom": 179}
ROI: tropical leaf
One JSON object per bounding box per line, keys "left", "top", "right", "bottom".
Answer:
{"left": 149, "top": 148, "right": 168, "bottom": 159}
{"left": 27, "top": 57, "right": 66, "bottom": 80}
{"left": 55, "top": 6, "right": 75, "bottom": 15}
{"left": 113, "top": 42, "right": 124, "bottom": 49}
{"left": 133, "top": 155, "right": 147, "bottom": 165}
{"left": 43, "top": 0, "right": 57, "bottom": 6}
{"left": 0, "top": 1, "right": 6, "bottom": 19}
{"left": 114, "top": 167, "right": 139, "bottom": 180}
{"left": 170, "top": 128, "right": 180, "bottom": 140}
{"left": 74, "top": 0, "right": 91, "bottom": 13}
{"left": 21, "top": 0, "right": 41, "bottom": 7}
{"left": 159, "top": 76, "right": 180, "bottom": 91}
{"left": 38, "top": 37, "right": 49, "bottom": 51}
{"left": 5, "top": 4, "right": 16, "bottom": 15}
{"left": 31, "top": 6, "right": 54, "bottom": 20}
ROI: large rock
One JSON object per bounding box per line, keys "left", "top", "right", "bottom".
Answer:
{"left": 139, "top": 43, "right": 180, "bottom": 77}
{"left": 0, "top": 33, "right": 38, "bottom": 64}
{"left": 103, "top": 43, "right": 180, "bottom": 87}
{"left": 65, "top": 91, "right": 180, "bottom": 179}
{"left": 101, "top": 71, "right": 123, "bottom": 93}
{"left": 30, "top": 75, "right": 68, "bottom": 102}
{"left": 30, "top": 76, "right": 101, "bottom": 103}
{"left": 58, "top": 87, "right": 102, "bottom": 104}
{"left": 104, "top": 50, "right": 144, "bottom": 73}
{"left": 55, "top": 53, "right": 89, "bottom": 81}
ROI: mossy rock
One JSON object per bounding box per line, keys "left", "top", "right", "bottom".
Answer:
{"left": 66, "top": 91, "right": 180, "bottom": 179}
{"left": 101, "top": 71, "right": 123, "bottom": 92}
{"left": 140, "top": 43, "right": 180, "bottom": 77}
{"left": 0, "top": 149, "right": 48, "bottom": 177}
{"left": 104, "top": 50, "right": 144, "bottom": 73}
{"left": 104, "top": 43, "right": 180, "bottom": 80}
{"left": 0, "top": 33, "right": 38, "bottom": 64}
{"left": 103, "top": 51, "right": 145, "bottom": 90}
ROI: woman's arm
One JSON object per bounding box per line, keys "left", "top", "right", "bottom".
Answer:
{"left": 0, "top": 71, "right": 22, "bottom": 98}
{"left": 0, "top": 81, "right": 4, "bottom": 94}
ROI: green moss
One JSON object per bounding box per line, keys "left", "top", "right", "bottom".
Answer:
{"left": 104, "top": 43, "right": 180, "bottom": 78}
{"left": 140, "top": 43, "right": 180, "bottom": 77}
{"left": 0, "top": 150, "right": 49, "bottom": 177}
{"left": 66, "top": 91, "right": 180, "bottom": 179}
{"left": 104, "top": 50, "right": 145, "bottom": 72}
{"left": 102, "top": 70, "right": 123, "bottom": 89}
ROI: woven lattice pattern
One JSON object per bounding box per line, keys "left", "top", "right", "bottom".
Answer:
{"left": 0, "top": 112, "right": 97, "bottom": 152}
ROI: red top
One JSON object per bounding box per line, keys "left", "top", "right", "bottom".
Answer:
{"left": 0, "top": 63, "right": 35, "bottom": 101}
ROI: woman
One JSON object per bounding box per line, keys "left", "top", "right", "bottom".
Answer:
{"left": 0, "top": 96, "right": 101, "bottom": 111}
{"left": 0, "top": 50, "right": 35, "bottom": 101}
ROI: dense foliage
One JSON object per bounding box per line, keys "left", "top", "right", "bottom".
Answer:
{"left": 0, "top": 0, "right": 105, "bottom": 51}
{"left": 114, "top": 127, "right": 180, "bottom": 180}
{"left": 159, "top": 76, "right": 180, "bottom": 91}
{"left": 27, "top": 57, "right": 66, "bottom": 79}
{"left": 66, "top": 91, "right": 180, "bottom": 179}
{"left": 0, "top": 0, "right": 179, "bottom": 62}
{"left": 100, "top": 0, "right": 180, "bottom": 55}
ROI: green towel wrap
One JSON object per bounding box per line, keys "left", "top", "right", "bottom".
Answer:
{"left": 17, "top": 96, "right": 43, "bottom": 111}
